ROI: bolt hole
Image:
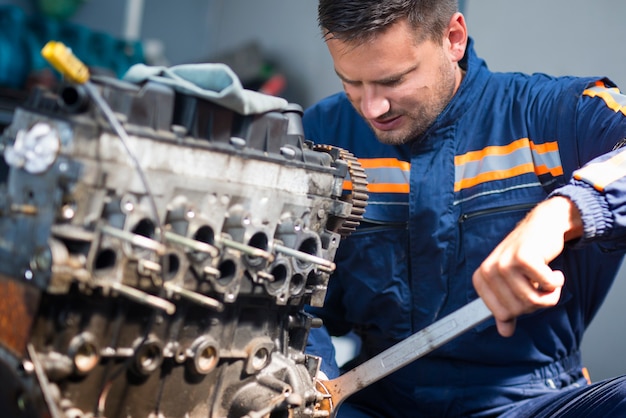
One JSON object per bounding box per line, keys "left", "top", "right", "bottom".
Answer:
{"left": 217, "top": 260, "right": 237, "bottom": 286}
{"left": 94, "top": 248, "right": 116, "bottom": 270}
{"left": 132, "top": 218, "right": 156, "bottom": 238}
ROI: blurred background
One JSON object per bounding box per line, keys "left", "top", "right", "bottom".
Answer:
{"left": 0, "top": 0, "right": 624, "bottom": 382}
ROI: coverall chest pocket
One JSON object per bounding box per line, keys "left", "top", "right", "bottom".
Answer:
{"left": 458, "top": 202, "right": 537, "bottom": 331}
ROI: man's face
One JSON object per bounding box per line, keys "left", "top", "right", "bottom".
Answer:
{"left": 327, "top": 19, "right": 462, "bottom": 145}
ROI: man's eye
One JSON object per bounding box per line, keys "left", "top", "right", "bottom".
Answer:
{"left": 382, "top": 78, "right": 402, "bottom": 87}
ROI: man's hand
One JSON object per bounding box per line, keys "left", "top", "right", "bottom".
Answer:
{"left": 472, "top": 196, "right": 584, "bottom": 337}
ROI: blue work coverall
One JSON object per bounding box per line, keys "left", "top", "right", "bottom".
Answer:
{"left": 303, "top": 38, "right": 626, "bottom": 417}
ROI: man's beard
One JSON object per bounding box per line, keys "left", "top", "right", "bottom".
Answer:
{"left": 370, "top": 61, "right": 458, "bottom": 146}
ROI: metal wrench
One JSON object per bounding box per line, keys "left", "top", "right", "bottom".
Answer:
{"left": 315, "top": 297, "right": 493, "bottom": 417}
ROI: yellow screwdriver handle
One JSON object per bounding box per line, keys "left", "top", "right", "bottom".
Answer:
{"left": 41, "top": 41, "right": 90, "bottom": 84}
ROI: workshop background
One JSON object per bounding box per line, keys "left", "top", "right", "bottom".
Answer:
{"left": 1, "top": 0, "right": 625, "bottom": 382}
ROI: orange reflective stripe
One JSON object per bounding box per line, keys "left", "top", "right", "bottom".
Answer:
{"left": 531, "top": 141, "right": 559, "bottom": 153}
{"left": 530, "top": 141, "right": 563, "bottom": 176}
{"left": 574, "top": 150, "right": 626, "bottom": 192}
{"left": 593, "top": 79, "right": 619, "bottom": 92}
{"left": 455, "top": 162, "right": 535, "bottom": 191}
{"left": 534, "top": 163, "right": 564, "bottom": 177}
{"left": 343, "top": 180, "right": 410, "bottom": 193}
{"left": 583, "top": 83, "right": 626, "bottom": 115}
{"left": 584, "top": 90, "right": 625, "bottom": 114}
{"left": 455, "top": 138, "right": 530, "bottom": 165}
{"left": 358, "top": 158, "right": 411, "bottom": 170}
{"left": 456, "top": 139, "right": 559, "bottom": 166}
{"left": 367, "top": 183, "right": 411, "bottom": 193}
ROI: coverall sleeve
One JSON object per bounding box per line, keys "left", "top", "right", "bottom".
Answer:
{"left": 548, "top": 81, "right": 626, "bottom": 250}
{"left": 550, "top": 147, "right": 626, "bottom": 251}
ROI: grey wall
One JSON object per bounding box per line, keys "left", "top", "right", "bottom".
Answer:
{"left": 466, "top": 0, "right": 626, "bottom": 89}
{"left": 2, "top": 0, "right": 625, "bottom": 382}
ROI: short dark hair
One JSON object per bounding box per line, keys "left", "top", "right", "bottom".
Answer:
{"left": 318, "top": 0, "right": 458, "bottom": 44}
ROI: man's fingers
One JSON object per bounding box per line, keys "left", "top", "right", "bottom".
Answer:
{"left": 526, "top": 270, "right": 564, "bottom": 311}
{"left": 474, "top": 275, "right": 520, "bottom": 337}
{"left": 474, "top": 267, "right": 565, "bottom": 338}
{"left": 521, "top": 257, "right": 566, "bottom": 291}
{"left": 496, "top": 318, "right": 516, "bottom": 338}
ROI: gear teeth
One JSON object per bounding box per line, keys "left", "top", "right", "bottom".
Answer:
{"left": 314, "top": 145, "right": 369, "bottom": 238}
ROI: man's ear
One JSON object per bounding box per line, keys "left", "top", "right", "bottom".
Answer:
{"left": 446, "top": 12, "right": 468, "bottom": 63}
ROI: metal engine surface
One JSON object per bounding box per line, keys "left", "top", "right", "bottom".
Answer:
{"left": 0, "top": 76, "right": 367, "bottom": 417}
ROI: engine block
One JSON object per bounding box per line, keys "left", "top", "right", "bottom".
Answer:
{"left": 0, "top": 74, "right": 367, "bottom": 417}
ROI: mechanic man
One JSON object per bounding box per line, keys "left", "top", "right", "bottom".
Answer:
{"left": 303, "top": 1, "right": 626, "bottom": 416}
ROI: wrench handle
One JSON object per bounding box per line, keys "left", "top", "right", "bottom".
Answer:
{"left": 318, "top": 298, "right": 493, "bottom": 416}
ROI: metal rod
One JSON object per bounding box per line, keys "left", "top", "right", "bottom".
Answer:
{"left": 164, "top": 231, "right": 219, "bottom": 258}
{"left": 257, "top": 271, "right": 275, "bottom": 282}
{"left": 100, "top": 225, "right": 167, "bottom": 255}
{"left": 203, "top": 265, "right": 221, "bottom": 277}
{"left": 273, "top": 243, "right": 336, "bottom": 271}
{"left": 109, "top": 281, "right": 176, "bottom": 315}
{"left": 164, "top": 282, "right": 224, "bottom": 312}
{"left": 27, "top": 344, "right": 63, "bottom": 418}
{"left": 84, "top": 82, "right": 164, "bottom": 242}
{"left": 218, "top": 236, "right": 274, "bottom": 261}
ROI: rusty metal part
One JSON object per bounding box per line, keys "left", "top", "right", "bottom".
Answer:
{"left": 0, "top": 275, "right": 40, "bottom": 356}
{"left": 315, "top": 298, "right": 493, "bottom": 417}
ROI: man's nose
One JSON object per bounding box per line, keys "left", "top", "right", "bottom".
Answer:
{"left": 360, "top": 87, "right": 390, "bottom": 119}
